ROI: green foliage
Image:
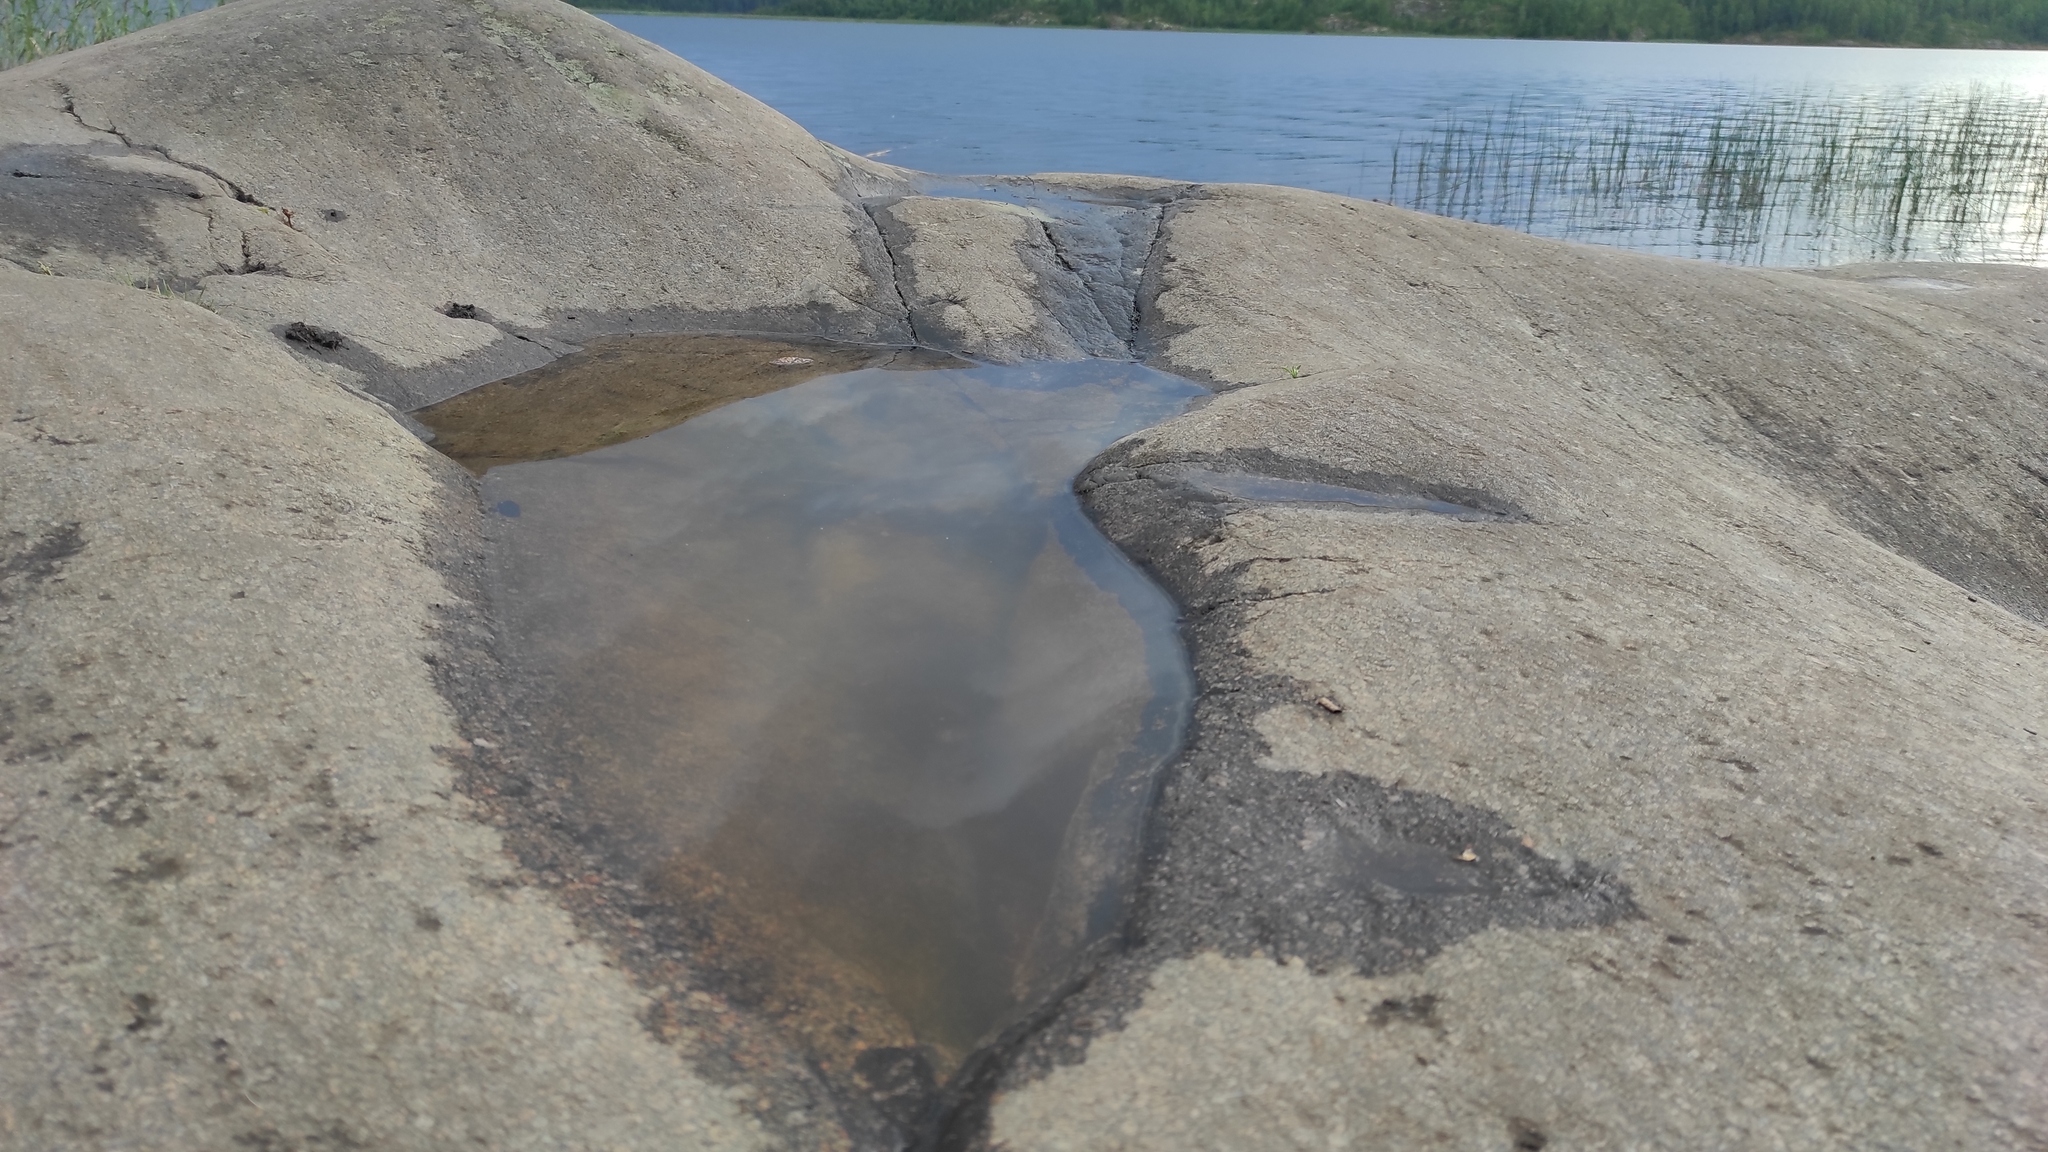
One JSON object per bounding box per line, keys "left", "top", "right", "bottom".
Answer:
{"left": 579, "top": 0, "right": 2048, "bottom": 44}
{"left": 3, "top": 0, "right": 197, "bottom": 70}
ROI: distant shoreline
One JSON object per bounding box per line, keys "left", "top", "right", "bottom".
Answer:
{"left": 576, "top": 3, "right": 2048, "bottom": 51}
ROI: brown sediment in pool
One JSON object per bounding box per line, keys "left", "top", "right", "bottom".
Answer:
{"left": 646, "top": 852, "right": 926, "bottom": 1065}
{"left": 413, "top": 334, "right": 964, "bottom": 473}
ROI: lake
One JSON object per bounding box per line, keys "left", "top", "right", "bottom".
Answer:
{"left": 605, "top": 13, "right": 2048, "bottom": 265}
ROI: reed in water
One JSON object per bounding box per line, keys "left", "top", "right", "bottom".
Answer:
{"left": 1390, "top": 85, "right": 2048, "bottom": 264}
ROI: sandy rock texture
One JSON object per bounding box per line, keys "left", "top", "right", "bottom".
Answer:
{"left": 3, "top": 4, "right": 2045, "bottom": 1151}
{"left": 0, "top": 0, "right": 1128, "bottom": 410}
{"left": 0, "top": 0, "right": 910, "bottom": 409}
{"left": 0, "top": 5, "right": 1164, "bottom": 1148}
{"left": 983, "top": 185, "right": 2048, "bottom": 1151}
{"left": 870, "top": 195, "right": 1125, "bottom": 362}
{"left": 0, "top": 265, "right": 764, "bottom": 1150}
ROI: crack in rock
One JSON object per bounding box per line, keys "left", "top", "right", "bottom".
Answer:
{"left": 861, "top": 199, "right": 924, "bottom": 347}
{"left": 54, "top": 81, "right": 263, "bottom": 206}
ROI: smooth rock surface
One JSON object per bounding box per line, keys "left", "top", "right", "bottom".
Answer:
{"left": 0, "top": 264, "right": 762, "bottom": 1151}
{"left": 870, "top": 195, "right": 1123, "bottom": 362}
{"left": 983, "top": 185, "right": 2048, "bottom": 1151}
{"left": 0, "top": 0, "right": 909, "bottom": 408}
{"left": 0, "top": 0, "right": 1150, "bottom": 404}
{"left": 3, "top": 6, "right": 2045, "bottom": 1151}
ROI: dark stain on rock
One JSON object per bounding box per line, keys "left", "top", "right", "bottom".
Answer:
{"left": 124, "top": 993, "right": 161, "bottom": 1033}
{"left": 304, "top": 769, "right": 338, "bottom": 808}
{"left": 0, "top": 689, "right": 57, "bottom": 755}
{"left": 77, "top": 758, "right": 160, "bottom": 827}
{"left": 218, "top": 769, "right": 266, "bottom": 797}
{"left": 856, "top": 1045, "right": 943, "bottom": 1136}
{"left": 1083, "top": 446, "right": 1532, "bottom": 525}
{"left": 233, "top": 1123, "right": 368, "bottom": 1150}
{"left": 1369, "top": 993, "right": 1441, "bottom": 1029}
{"left": 5, "top": 728, "right": 94, "bottom": 768}
{"left": 0, "top": 144, "right": 190, "bottom": 271}
{"left": 336, "top": 817, "right": 378, "bottom": 853}
{"left": 280, "top": 321, "right": 346, "bottom": 351}
{"left": 1697, "top": 364, "right": 2048, "bottom": 624}
{"left": 921, "top": 440, "right": 1631, "bottom": 1152}
{"left": 295, "top": 770, "right": 377, "bottom": 852}
{"left": 0, "top": 522, "right": 85, "bottom": 605}
{"left": 112, "top": 852, "right": 186, "bottom": 884}
{"left": 1138, "top": 752, "right": 1632, "bottom": 971}
{"left": 294, "top": 812, "right": 378, "bottom": 854}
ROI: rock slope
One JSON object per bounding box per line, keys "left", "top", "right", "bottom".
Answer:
{"left": 0, "top": 0, "right": 1129, "bottom": 412}
{"left": 2, "top": 4, "right": 2044, "bottom": 1151}
{"left": 983, "top": 184, "right": 2048, "bottom": 1152}
{"left": 0, "top": 265, "right": 766, "bottom": 1150}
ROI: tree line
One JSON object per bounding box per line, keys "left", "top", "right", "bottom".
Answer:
{"left": 580, "top": 0, "right": 2048, "bottom": 45}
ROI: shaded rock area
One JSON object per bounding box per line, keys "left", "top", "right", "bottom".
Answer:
{"left": 3, "top": 2, "right": 2045, "bottom": 1151}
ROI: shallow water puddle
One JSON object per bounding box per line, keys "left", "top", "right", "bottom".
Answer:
{"left": 1175, "top": 465, "right": 1497, "bottom": 517}
{"left": 421, "top": 343, "right": 1202, "bottom": 1070}
{"left": 416, "top": 334, "right": 963, "bottom": 473}
{"left": 1873, "top": 276, "right": 1974, "bottom": 292}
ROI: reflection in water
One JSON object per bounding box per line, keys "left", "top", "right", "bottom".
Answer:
{"left": 1175, "top": 466, "right": 1495, "bottom": 518}
{"left": 1392, "top": 87, "right": 2048, "bottom": 264}
{"left": 475, "top": 358, "right": 1202, "bottom": 1065}
{"left": 415, "top": 334, "right": 964, "bottom": 473}
{"left": 608, "top": 15, "right": 2048, "bottom": 266}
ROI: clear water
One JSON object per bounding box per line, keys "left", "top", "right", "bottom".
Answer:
{"left": 478, "top": 356, "right": 1203, "bottom": 1060}
{"left": 607, "top": 14, "right": 2048, "bottom": 264}
{"left": 1174, "top": 465, "right": 1499, "bottom": 517}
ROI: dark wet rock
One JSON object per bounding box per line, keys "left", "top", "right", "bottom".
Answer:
{"left": 280, "top": 320, "right": 345, "bottom": 350}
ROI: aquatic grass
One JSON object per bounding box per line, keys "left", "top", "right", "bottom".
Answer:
{"left": 584, "top": 0, "right": 2048, "bottom": 46}
{"left": 2, "top": 0, "right": 202, "bottom": 71}
{"left": 1389, "top": 85, "right": 2048, "bottom": 265}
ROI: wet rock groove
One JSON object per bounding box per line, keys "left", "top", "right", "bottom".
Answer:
{"left": 861, "top": 199, "right": 925, "bottom": 348}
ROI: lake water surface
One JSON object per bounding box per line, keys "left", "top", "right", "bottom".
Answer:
{"left": 608, "top": 14, "right": 2048, "bottom": 265}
